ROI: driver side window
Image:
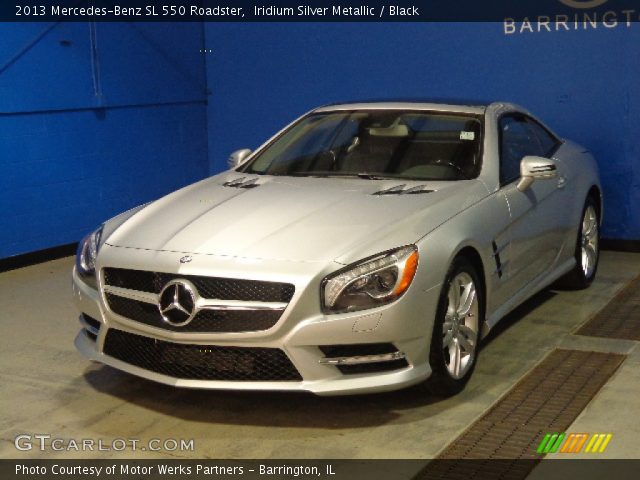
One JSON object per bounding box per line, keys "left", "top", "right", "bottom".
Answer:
{"left": 499, "top": 115, "right": 544, "bottom": 185}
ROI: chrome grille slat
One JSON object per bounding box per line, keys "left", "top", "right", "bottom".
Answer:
{"left": 197, "top": 299, "right": 287, "bottom": 311}
{"left": 103, "top": 285, "right": 159, "bottom": 304}
{"left": 105, "top": 294, "right": 285, "bottom": 333}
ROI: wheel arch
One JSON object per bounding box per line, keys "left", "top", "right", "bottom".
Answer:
{"left": 455, "top": 246, "right": 486, "bottom": 293}
{"left": 425, "top": 243, "right": 486, "bottom": 394}
{"left": 587, "top": 185, "right": 603, "bottom": 224}
{"left": 451, "top": 244, "right": 490, "bottom": 338}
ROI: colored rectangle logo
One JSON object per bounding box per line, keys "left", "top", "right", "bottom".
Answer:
{"left": 536, "top": 433, "right": 612, "bottom": 454}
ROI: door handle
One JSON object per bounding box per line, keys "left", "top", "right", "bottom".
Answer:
{"left": 557, "top": 175, "right": 567, "bottom": 189}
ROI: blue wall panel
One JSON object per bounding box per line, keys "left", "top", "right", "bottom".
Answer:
{"left": 204, "top": 23, "right": 640, "bottom": 240}
{"left": 91, "top": 23, "right": 207, "bottom": 108}
{"left": 0, "top": 22, "right": 207, "bottom": 112}
{"left": 0, "top": 23, "right": 96, "bottom": 112}
{"left": 1, "top": 21, "right": 638, "bottom": 259}
{"left": 0, "top": 23, "right": 208, "bottom": 258}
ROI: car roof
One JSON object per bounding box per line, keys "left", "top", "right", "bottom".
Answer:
{"left": 314, "top": 98, "right": 493, "bottom": 115}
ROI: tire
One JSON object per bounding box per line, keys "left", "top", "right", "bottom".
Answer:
{"left": 555, "top": 196, "right": 600, "bottom": 290}
{"left": 426, "top": 256, "right": 483, "bottom": 396}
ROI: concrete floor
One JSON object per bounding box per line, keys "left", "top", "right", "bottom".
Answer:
{"left": 1, "top": 251, "right": 639, "bottom": 462}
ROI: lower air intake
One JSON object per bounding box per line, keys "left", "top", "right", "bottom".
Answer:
{"left": 103, "top": 329, "right": 302, "bottom": 381}
{"left": 319, "top": 343, "right": 409, "bottom": 375}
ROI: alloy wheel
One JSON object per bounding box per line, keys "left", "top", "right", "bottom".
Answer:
{"left": 442, "top": 272, "right": 479, "bottom": 379}
{"left": 581, "top": 205, "right": 599, "bottom": 279}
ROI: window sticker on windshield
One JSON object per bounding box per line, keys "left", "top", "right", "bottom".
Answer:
{"left": 460, "top": 131, "right": 475, "bottom": 140}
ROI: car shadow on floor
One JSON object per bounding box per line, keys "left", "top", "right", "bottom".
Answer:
{"left": 480, "top": 288, "right": 557, "bottom": 348}
{"left": 81, "top": 288, "right": 558, "bottom": 429}
{"left": 83, "top": 365, "right": 455, "bottom": 428}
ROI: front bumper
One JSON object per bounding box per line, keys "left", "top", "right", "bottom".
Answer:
{"left": 72, "top": 247, "right": 440, "bottom": 396}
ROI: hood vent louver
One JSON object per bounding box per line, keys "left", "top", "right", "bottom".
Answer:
{"left": 223, "top": 177, "right": 260, "bottom": 189}
{"left": 373, "top": 184, "right": 434, "bottom": 196}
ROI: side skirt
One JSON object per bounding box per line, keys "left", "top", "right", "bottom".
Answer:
{"left": 482, "top": 257, "right": 576, "bottom": 337}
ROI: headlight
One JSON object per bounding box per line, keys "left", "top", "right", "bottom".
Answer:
{"left": 322, "top": 245, "right": 419, "bottom": 313}
{"left": 76, "top": 225, "right": 104, "bottom": 286}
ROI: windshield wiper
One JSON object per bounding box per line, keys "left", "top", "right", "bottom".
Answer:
{"left": 273, "top": 171, "right": 403, "bottom": 180}
{"left": 281, "top": 172, "right": 331, "bottom": 178}
{"left": 354, "top": 173, "right": 403, "bottom": 180}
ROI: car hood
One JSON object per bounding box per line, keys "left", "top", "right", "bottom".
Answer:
{"left": 105, "top": 173, "right": 489, "bottom": 263}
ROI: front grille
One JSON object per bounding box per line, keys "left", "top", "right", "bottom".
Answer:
{"left": 106, "top": 294, "right": 282, "bottom": 333}
{"left": 102, "top": 267, "right": 294, "bottom": 333}
{"left": 103, "top": 268, "right": 295, "bottom": 302}
{"left": 103, "top": 329, "right": 302, "bottom": 381}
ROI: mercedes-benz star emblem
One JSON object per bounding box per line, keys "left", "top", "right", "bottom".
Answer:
{"left": 158, "top": 280, "right": 197, "bottom": 326}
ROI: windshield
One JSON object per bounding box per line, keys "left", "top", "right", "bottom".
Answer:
{"left": 241, "top": 110, "right": 483, "bottom": 180}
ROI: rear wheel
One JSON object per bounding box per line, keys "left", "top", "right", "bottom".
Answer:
{"left": 426, "top": 256, "right": 483, "bottom": 396}
{"left": 556, "top": 196, "right": 600, "bottom": 289}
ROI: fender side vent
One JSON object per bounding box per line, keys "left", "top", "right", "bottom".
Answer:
{"left": 492, "top": 240, "right": 505, "bottom": 278}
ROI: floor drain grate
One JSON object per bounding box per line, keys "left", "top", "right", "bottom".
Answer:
{"left": 576, "top": 274, "right": 640, "bottom": 341}
{"left": 415, "top": 349, "right": 624, "bottom": 479}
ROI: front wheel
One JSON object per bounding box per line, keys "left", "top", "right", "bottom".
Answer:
{"left": 556, "top": 197, "right": 600, "bottom": 290}
{"left": 426, "top": 256, "right": 483, "bottom": 396}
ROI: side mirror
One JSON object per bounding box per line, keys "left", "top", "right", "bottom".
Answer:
{"left": 227, "top": 149, "right": 252, "bottom": 169}
{"left": 516, "top": 156, "right": 557, "bottom": 192}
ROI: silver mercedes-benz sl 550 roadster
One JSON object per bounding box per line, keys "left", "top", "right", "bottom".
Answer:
{"left": 73, "top": 100, "right": 601, "bottom": 395}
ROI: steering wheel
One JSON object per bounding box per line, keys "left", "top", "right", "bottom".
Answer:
{"left": 434, "top": 159, "right": 468, "bottom": 179}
